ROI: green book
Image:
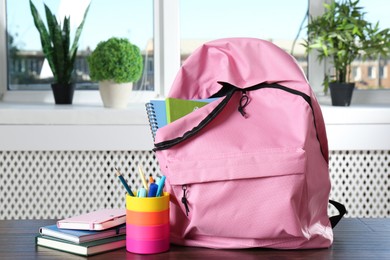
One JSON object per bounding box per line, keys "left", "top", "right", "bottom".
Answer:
{"left": 36, "top": 234, "right": 126, "bottom": 256}
{"left": 165, "top": 97, "right": 214, "bottom": 123}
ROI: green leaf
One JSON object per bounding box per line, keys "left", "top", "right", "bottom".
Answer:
{"left": 322, "top": 44, "right": 328, "bottom": 56}
{"left": 29, "top": 1, "right": 54, "bottom": 74}
{"left": 70, "top": 3, "right": 90, "bottom": 58}
{"left": 60, "top": 17, "right": 71, "bottom": 83}
{"left": 44, "top": 3, "right": 64, "bottom": 82}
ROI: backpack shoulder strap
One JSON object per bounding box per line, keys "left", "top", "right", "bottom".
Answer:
{"left": 329, "top": 200, "right": 347, "bottom": 228}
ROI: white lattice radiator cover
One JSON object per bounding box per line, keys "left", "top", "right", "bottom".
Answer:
{"left": 0, "top": 150, "right": 389, "bottom": 219}
{"left": 328, "top": 150, "right": 389, "bottom": 218}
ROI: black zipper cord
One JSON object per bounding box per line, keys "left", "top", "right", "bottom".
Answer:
{"left": 154, "top": 82, "right": 321, "bottom": 154}
{"left": 153, "top": 88, "right": 236, "bottom": 151}
{"left": 238, "top": 90, "right": 250, "bottom": 118}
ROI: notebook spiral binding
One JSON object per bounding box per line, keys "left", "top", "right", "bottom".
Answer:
{"left": 145, "top": 102, "right": 159, "bottom": 140}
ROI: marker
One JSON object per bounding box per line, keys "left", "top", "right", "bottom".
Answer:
{"left": 137, "top": 187, "right": 147, "bottom": 197}
{"left": 156, "top": 175, "right": 166, "bottom": 197}
{"left": 115, "top": 168, "right": 134, "bottom": 196}
{"left": 149, "top": 174, "right": 155, "bottom": 184}
{"left": 138, "top": 164, "right": 149, "bottom": 192}
{"left": 147, "top": 183, "right": 158, "bottom": 197}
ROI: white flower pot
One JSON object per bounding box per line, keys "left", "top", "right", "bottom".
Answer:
{"left": 99, "top": 80, "right": 133, "bottom": 109}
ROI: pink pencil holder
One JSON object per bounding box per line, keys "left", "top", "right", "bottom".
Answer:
{"left": 126, "top": 192, "right": 170, "bottom": 254}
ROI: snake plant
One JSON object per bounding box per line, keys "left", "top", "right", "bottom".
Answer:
{"left": 29, "top": 0, "right": 90, "bottom": 85}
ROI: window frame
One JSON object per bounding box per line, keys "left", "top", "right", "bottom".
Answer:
{"left": 0, "top": 0, "right": 6, "bottom": 100}
{"left": 2, "top": 0, "right": 382, "bottom": 103}
{"left": 0, "top": 0, "right": 181, "bottom": 103}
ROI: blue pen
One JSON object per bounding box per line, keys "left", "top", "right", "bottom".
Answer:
{"left": 115, "top": 168, "right": 134, "bottom": 196}
{"left": 155, "top": 175, "right": 166, "bottom": 197}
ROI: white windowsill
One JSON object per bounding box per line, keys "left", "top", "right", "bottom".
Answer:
{"left": 0, "top": 101, "right": 148, "bottom": 125}
{"left": 320, "top": 90, "right": 390, "bottom": 150}
{"left": 0, "top": 91, "right": 157, "bottom": 151}
{"left": 1, "top": 91, "right": 390, "bottom": 151}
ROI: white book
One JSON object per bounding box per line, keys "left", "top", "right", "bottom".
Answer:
{"left": 56, "top": 208, "right": 126, "bottom": 231}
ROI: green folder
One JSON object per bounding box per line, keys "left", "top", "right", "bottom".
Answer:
{"left": 165, "top": 97, "right": 212, "bottom": 123}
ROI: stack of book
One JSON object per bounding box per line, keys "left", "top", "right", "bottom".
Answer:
{"left": 36, "top": 209, "right": 126, "bottom": 256}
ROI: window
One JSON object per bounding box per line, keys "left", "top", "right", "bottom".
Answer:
{"left": 1, "top": 0, "right": 390, "bottom": 105}
{"left": 351, "top": 0, "right": 390, "bottom": 90}
{"left": 368, "top": 66, "right": 376, "bottom": 79}
{"left": 379, "top": 65, "right": 387, "bottom": 79}
{"left": 179, "top": 0, "right": 308, "bottom": 75}
{"left": 352, "top": 66, "right": 362, "bottom": 81}
{"left": 5, "top": 0, "right": 153, "bottom": 91}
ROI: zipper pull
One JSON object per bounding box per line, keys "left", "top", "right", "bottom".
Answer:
{"left": 238, "top": 90, "right": 249, "bottom": 118}
{"left": 181, "top": 185, "right": 190, "bottom": 216}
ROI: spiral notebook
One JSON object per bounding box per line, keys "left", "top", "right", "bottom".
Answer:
{"left": 145, "top": 100, "right": 167, "bottom": 140}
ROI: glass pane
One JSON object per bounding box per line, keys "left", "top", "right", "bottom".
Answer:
{"left": 6, "top": 0, "right": 153, "bottom": 91}
{"left": 354, "top": 0, "right": 390, "bottom": 90}
{"left": 180, "top": 0, "right": 308, "bottom": 75}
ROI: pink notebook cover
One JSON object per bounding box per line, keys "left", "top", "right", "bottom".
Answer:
{"left": 57, "top": 208, "right": 126, "bottom": 230}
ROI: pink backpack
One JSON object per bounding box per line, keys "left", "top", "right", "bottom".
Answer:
{"left": 154, "top": 38, "right": 345, "bottom": 249}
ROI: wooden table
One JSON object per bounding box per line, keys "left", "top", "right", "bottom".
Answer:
{"left": 0, "top": 218, "right": 389, "bottom": 259}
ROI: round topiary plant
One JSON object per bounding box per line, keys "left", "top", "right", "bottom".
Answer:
{"left": 88, "top": 37, "right": 143, "bottom": 83}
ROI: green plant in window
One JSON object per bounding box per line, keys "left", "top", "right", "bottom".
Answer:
{"left": 303, "top": 0, "right": 390, "bottom": 93}
{"left": 87, "top": 37, "right": 143, "bottom": 83}
{"left": 29, "top": 0, "right": 90, "bottom": 85}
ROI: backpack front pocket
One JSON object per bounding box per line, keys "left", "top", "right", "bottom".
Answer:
{"left": 166, "top": 147, "right": 308, "bottom": 240}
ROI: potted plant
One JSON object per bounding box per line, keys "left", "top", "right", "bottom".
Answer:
{"left": 29, "top": 0, "right": 90, "bottom": 104}
{"left": 87, "top": 37, "right": 143, "bottom": 109}
{"left": 304, "top": 0, "right": 390, "bottom": 106}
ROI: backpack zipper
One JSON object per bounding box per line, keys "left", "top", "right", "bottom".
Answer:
{"left": 181, "top": 185, "right": 190, "bottom": 216}
{"left": 153, "top": 89, "right": 235, "bottom": 151}
{"left": 154, "top": 82, "right": 313, "bottom": 152}
{"left": 238, "top": 90, "right": 250, "bottom": 118}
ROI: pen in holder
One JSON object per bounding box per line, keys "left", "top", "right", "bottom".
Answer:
{"left": 126, "top": 192, "right": 170, "bottom": 254}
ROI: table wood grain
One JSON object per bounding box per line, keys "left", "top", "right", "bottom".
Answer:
{"left": 0, "top": 218, "right": 389, "bottom": 259}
